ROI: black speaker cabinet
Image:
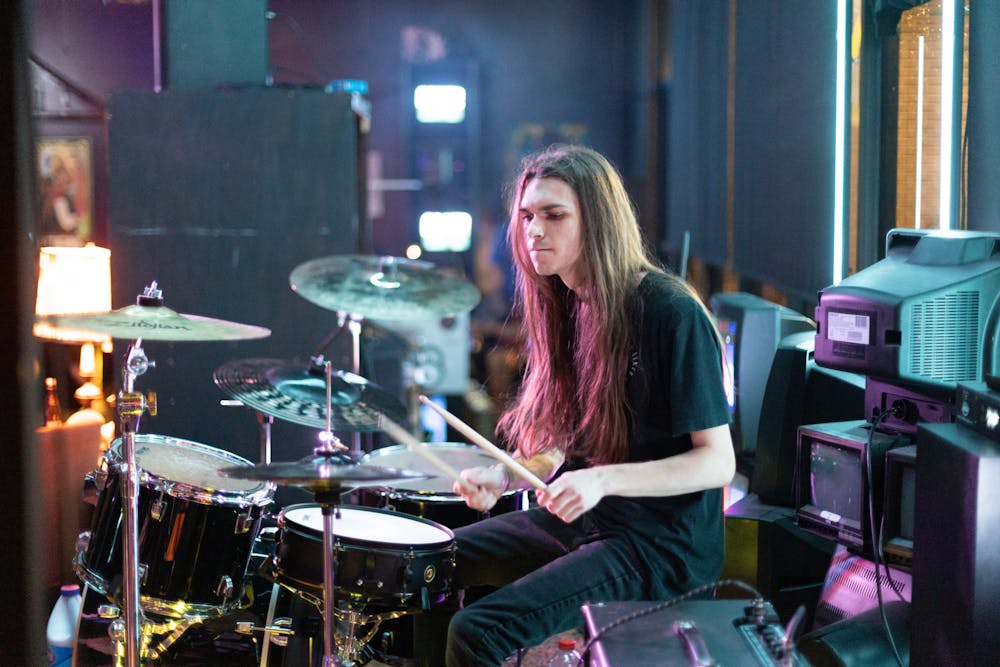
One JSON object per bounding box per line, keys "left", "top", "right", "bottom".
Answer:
{"left": 911, "top": 422, "right": 1000, "bottom": 666}
{"left": 107, "top": 89, "right": 371, "bottom": 466}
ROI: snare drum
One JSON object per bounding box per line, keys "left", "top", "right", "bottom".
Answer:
{"left": 360, "top": 443, "right": 523, "bottom": 528}
{"left": 76, "top": 434, "right": 274, "bottom": 617}
{"left": 271, "top": 504, "right": 455, "bottom": 610}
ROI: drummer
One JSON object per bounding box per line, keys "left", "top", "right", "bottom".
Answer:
{"left": 441, "top": 144, "right": 735, "bottom": 666}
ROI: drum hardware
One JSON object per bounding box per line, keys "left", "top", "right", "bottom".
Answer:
{"left": 150, "top": 494, "right": 166, "bottom": 521}
{"left": 254, "top": 581, "right": 428, "bottom": 665}
{"left": 101, "top": 603, "right": 203, "bottom": 663}
{"left": 51, "top": 281, "right": 273, "bottom": 667}
{"left": 216, "top": 576, "right": 234, "bottom": 599}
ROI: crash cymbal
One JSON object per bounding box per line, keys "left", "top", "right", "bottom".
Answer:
{"left": 218, "top": 451, "right": 429, "bottom": 492}
{"left": 44, "top": 284, "right": 271, "bottom": 342}
{"left": 213, "top": 357, "right": 406, "bottom": 432}
{"left": 289, "top": 254, "right": 481, "bottom": 319}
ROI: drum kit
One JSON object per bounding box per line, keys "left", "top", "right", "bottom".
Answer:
{"left": 46, "top": 254, "right": 511, "bottom": 666}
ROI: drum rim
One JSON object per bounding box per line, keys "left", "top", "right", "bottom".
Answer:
{"left": 73, "top": 565, "right": 238, "bottom": 618}
{"left": 279, "top": 502, "right": 456, "bottom": 546}
{"left": 107, "top": 434, "right": 274, "bottom": 507}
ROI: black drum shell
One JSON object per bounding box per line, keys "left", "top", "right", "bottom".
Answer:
{"left": 77, "top": 434, "right": 273, "bottom": 616}
{"left": 272, "top": 504, "right": 456, "bottom": 610}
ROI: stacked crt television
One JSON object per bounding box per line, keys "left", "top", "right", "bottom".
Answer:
{"left": 795, "top": 229, "right": 1000, "bottom": 560}
{"left": 749, "top": 331, "right": 866, "bottom": 507}
{"left": 708, "top": 292, "right": 815, "bottom": 471}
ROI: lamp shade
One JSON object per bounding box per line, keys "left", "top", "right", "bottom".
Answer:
{"left": 34, "top": 243, "right": 112, "bottom": 343}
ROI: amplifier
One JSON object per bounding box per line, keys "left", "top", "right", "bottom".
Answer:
{"left": 581, "top": 598, "right": 805, "bottom": 667}
{"left": 955, "top": 381, "right": 1000, "bottom": 443}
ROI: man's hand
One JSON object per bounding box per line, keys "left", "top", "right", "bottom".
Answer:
{"left": 453, "top": 465, "right": 508, "bottom": 511}
{"left": 535, "top": 467, "right": 605, "bottom": 523}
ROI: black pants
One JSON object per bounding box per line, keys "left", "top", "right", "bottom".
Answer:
{"left": 433, "top": 507, "right": 680, "bottom": 667}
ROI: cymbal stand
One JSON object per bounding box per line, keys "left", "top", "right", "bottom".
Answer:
{"left": 345, "top": 312, "right": 364, "bottom": 454}
{"left": 311, "top": 311, "right": 365, "bottom": 454}
{"left": 256, "top": 410, "right": 274, "bottom": 464}
{"left": 115, "top": 338, "right": 157, "bottom": 667}
{"left": 316, "top": 360, "right": 352, "bottom": 665}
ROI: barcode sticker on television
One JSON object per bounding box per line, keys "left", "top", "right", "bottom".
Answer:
{"left": 827, "top": 311, "right": 870, "bottom": 344}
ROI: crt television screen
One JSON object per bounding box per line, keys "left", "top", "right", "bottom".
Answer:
{"left": 810, "top": 441, "right": 862, "bottom": 524}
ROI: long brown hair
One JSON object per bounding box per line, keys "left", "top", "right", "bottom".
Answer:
{"left": 497, "top": 144, "right": 692, "bottom": 464}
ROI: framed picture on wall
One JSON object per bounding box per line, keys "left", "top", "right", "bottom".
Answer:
{"left": 36, "top": 136, "right": 94, "bottom": 247}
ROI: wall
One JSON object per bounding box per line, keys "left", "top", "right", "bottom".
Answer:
{"left": 30, "top": 0, "right": 643, "bottom": 257}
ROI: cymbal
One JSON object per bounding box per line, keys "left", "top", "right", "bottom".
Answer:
{"left": 289, "top": 254, "right": 481, "bottom": 319}
{"left": 218, "top": 451, "right": 429, "bottom": 491}
{"left": 213, "top": 357, "right": 406, "bottom": 432}
{"left": 45, "top": 303, "right": 271, "bottom": 342}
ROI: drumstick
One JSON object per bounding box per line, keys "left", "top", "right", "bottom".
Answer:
{"left": 378, "top": 414, "right": 463, "bottom": 483}
{"left": 418, "top": 395, "right": 548, "bottom": 491}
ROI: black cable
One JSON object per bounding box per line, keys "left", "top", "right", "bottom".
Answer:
{"left": 575, "top": 579, "right": 763, "bottom": 666}
{"left": 865, "top": 409, "right": 905, "bottom": 667}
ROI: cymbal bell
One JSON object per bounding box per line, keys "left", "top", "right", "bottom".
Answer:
{"left": 42, "top": 290, "right": 271, "bottom": 342}
{"left": 213, "top": 357, "right": 406, "bottom": 432}
{"left": 289, "top": 254, "right": 481, "bottom": 319}
{"left": 218, "top": 451, "right": 429, "bottom": 492}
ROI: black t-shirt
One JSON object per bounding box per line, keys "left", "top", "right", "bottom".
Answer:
{"left": 568, "top": 272, "right": 732, "bottom": 594}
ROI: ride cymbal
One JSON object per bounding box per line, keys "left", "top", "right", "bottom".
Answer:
{"left": 213, "top": 357, "right": 406, "bottom": 432}
{"left": 289, "top": 254, "right": 481, "bottom": 319}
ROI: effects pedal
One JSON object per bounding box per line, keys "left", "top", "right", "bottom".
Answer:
{"left": 582, "top": 598, "right": 805, "bottom": 666}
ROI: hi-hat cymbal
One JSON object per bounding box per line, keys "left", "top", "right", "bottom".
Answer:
{"left": 218, "top": 451, "right": 429, "bottom": 492}
{"left": 213, "top": 357, "right": 406, "bottom": 432}
{"left": 45, "top": 303, "right": 271, "bottom": 342}
{"left": 289, "top": 254, "right": 481, "bottom": 319}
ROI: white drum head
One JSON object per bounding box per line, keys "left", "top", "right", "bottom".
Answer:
{"left": 110, "top": 434, "right": 271, "bottom": 501}
{"left": 284, "top": 505, "right": 453, "bottom": 546}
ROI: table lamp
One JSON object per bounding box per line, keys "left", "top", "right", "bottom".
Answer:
{"left": 33, "top": 243, "right": 113, "bottom": 422}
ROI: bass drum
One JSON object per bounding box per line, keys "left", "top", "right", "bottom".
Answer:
{"left": 76, "top": 434, "right": 274, "bottom": 618}
{"left": 359, "top": 442, "right": 524, "bottom": 528}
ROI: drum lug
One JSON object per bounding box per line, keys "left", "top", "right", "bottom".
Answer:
{"left": 234, "top": 511, "right": 252, "bottom": 534}
{"left": 138, "top": 563, "right": 148, "bottom": 584}
{"left": 150, "top": 494, "right": 166, "bottom": 522}
{"left": 75, "top": 530, "right": 92, "bottom": 553}
{"left": 82, "top": 470, "right": 104, "bottom": 506}
{"left": 216, "top": 575, "right": 234, "bottom": 599}
{"left": 98, "top": 604, "right": 120, "bottom": 619}
{"left": 269, "top": 618, "right": 293, "bottom": 647}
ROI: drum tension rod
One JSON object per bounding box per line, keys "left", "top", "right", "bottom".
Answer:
{"left": 233, "top": 621, "right": 296, "bottom": 637}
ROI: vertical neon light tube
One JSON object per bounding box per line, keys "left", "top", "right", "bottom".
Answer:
{"left": 915, "top": 36, "right": 925, "bottom": 228}
{"left": 833, "top": 0, "right": 848, "bottom": 284}
{"left": 939, "top": 0, "right": 956, "bottom": 230}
